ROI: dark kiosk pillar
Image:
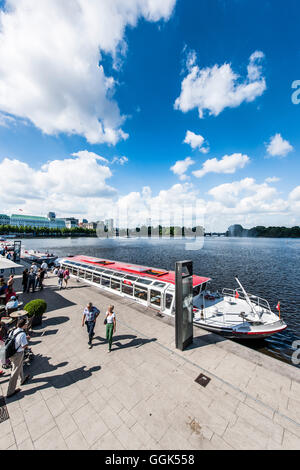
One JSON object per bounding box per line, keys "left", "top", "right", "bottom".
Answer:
{"left": 175, "top": 260, "right": 193, "bottom": 351}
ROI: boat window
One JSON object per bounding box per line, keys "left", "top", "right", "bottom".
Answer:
{"left": 101, "top": 275, "right": 110, "bottom": 288}
{"left": 150, "top": 289, "right": 161, "bottom": 307}
{"left": 78, "top": 269, "right": 85, "bottom": 278}
{"left": 153, "top": 281, "right": 166, "bottom": 288}
{"left": 93, "top": 275, "right": 100, "bottom": 284}
{"left": 103, "top": 269, "right": 114, "bottom": 275}
{"left": 136, "top": 278, "right": 153, "bottom": 285}
{"left": 201, "top": 282, "right": 207, "bottom": 292}
{"left": 111, "top": 272, "right": 125, "bottom": 278}
{"left": 122, "top": 282, "right": 133, "bottom": 296}
{"left": 125, "top": 275, "right": 138, "bottom": 281}
{"left": 193, "top": 285, "right": 201, "bottom": 297}
{"left": 111, "top": 279, "right": 121, "bottom": 291}
{"left": 165, "top": 293, "right": 173, "bottom": 310}
{"left": 134, "top": 286, "right": 148, "bottom": 302}
{"left": 142, "top": 269, "right": 168, "bottom": 277}
{"left": 95, "top": 267, "right": 105, "bottom": 272}
{"left": 86, "top": 271, "right": 93, "bottom": 281}
{"left": 71, "top": 267, "right": 78, "bottom": 275}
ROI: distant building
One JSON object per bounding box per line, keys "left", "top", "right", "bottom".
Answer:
{"left": 0, "top": 214, "right": 10, "bottom": 225}
{"left": 105, "top": 218, "right": 114, "bottom": 231}
{"left": 9, "top": 213, "right": 66, "bottom": 229}
{"left": 62, "top": 217, "right": 79, "bottom": 229}
{"left": 11, "top": 214, "right": 50, "bottom": 228}
{"left": 82, "top": 222, "right": 97, "bottom": 230}
{"left": 78, "top": 218, "right": 88, "bottom": 227}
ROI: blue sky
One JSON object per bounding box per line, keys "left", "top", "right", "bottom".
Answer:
{"left": 0, "top": 0, "right": 299, "bottom": 230}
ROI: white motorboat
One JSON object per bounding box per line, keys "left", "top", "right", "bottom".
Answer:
{"left": 59, "top": 255, "right": 287, "bottom": 339}
{"left": 21, "top": 249, "right": 57, "bottom": 265}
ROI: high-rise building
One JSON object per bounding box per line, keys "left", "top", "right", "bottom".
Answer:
{"left": 105, "top": 219, "right": 114, "bottom": 231}
{"left": 0, "top": 214, "right": 10, "bottom": 225}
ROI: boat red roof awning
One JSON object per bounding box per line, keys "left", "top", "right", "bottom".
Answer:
{"left": 67, "top": 255, "right": 211, "bottom": 287}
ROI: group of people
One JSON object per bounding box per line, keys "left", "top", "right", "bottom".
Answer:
{"left": 0, "top": 246, "right": 17, "bottom": 261}
{"left": 82, "top": 302, "right": 116, "bottom": 352}
{"left": 0, "top": 274, "right": 19, "bottom": 307}
{"left": 22, "top": 261, "right": 48, "bottom": 293}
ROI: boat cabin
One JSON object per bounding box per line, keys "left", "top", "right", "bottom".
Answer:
{"left": 60, "top": 255, "right": 210, "bottom": 316}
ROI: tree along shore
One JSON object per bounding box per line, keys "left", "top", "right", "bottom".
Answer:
{"left": 0, "top": 224, "right": 97, "bottom": 238}
{"left": 226, "top": 224, "right": 300, "bottom": 238}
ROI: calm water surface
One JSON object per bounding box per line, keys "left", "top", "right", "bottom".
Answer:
{"left": 22, "top": 236, "right": 300, "bottom": 367}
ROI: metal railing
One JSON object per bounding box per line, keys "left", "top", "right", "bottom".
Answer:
{"left": 222, "top": 287, "right": 272, "bottom": 313}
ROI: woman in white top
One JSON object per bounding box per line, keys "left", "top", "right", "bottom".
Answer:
{"left": 105, "top": 305, "right": 116, "bottom": 352}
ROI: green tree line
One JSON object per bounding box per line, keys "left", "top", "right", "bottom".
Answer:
{"left": 0, "top": 224, "right": 96, "bottom": 237}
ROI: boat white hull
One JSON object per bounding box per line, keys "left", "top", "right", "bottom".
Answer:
{"left": 194, "top": 319, "right": 287, "bottom": 339}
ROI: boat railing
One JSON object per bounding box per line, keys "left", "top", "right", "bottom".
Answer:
{"left": 222, "top": 288, "right": 272, "bottom": 313}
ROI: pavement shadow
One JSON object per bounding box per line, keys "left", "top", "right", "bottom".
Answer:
{"left": 112, "top": 336, "right": 157, "bottom": 351}
{"left": 92, "top": 334, "right": 137, "bottom": 346}
{"left": 185, "top": 332, "right": 226, "bottom": 350}
{"left": 33, "top": 316, "right": 69, "bottom": 330}
{"left": 6, "top": 352, "right": 101, "bottom": 402}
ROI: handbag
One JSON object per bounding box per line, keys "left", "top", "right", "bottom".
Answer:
{"left": 104, "top": 318, "right": 107, "bottom": 325}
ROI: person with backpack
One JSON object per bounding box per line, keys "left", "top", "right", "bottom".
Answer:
{"left": 57, "top": 267, "right": 64, "bottom": 289}
{"left": 6, "top": 318, "right": 30, "bottom": 398}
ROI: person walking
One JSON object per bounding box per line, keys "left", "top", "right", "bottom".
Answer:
{"left": 27, "top": 269, "right": 36, "bottom": 293}
{"left": 82, "top": 302, "right": 100, "bottom": 348}
{"left": 41, "top": 261, "right": 48, "bottom": 278}
{"left": 6, "top": 318, "right": 30, "bottom": 398}
{"left": 36, "top": 268, "right": 45, "bottom": 290}
{"left": 105, "top": 305, "right": 116, "bottom": 353}
{"left": 22, "top": 269, "right": 29, "bottom": 293}
{"left": 63, "top": 267, "right": 70, "bottom": 289}
{"left": 57, "top": 267, "right": 64, "bottom": 289}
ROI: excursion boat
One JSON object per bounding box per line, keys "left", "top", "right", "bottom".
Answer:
{"left": 59, "top": 255, "right": 287, "bottom": 339}
{"left": 21, "top": 249, "right": 57, "bottom": 265}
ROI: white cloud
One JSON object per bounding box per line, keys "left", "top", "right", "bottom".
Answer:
{"left": 0, "top": 0, "right": 176, "bottom": 144}
{"left": 265, "top": 176, "right": 280, "bottom": 183}
{"left": 0, "top": 153, "right": 299, "bottom": 229}
{"left": 192, "top": 153, "right": 249, "bottom": 178}
{"left": 170, "top": 157, "right": 195, "bottom": 181}
{"left": 289, "top": 186, "right": 300, "bottom": 201}
{"left": 0, "top": 152, "right": 117, "bottom": 219}
{"left": 183, "top": 130, "right": 209, "bottom": 153}
{"left": 266, "top": 134, "right": 293, "bottom": 158}
{"left": 174, "top": 51, "right": 266, "bottom": 118}
{"left": 111, "top": 156, "right": 129, "bottom": 165}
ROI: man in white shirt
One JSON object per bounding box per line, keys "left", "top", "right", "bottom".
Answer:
{"left": 41, "top": 261, "right": 48, "bottom": 278}
{"left": 31, "top": 262, "right": 38, "bottom": 274}
{"left": 6, "top": 318, "right": 30, "bottom": 398}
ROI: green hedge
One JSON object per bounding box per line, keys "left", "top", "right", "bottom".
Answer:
{"left": 24, "top": 299, "right": 47, "bottom": 318}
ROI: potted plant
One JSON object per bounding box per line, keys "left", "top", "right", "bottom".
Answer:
{"left": 24, "top": 299, "right": 47, "bottom": 327}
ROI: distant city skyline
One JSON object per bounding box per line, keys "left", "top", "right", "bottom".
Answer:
{"left": 0, "top": 1, "right": 299, "bottom": 231}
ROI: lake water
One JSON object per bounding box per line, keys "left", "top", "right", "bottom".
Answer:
{"left": 22, "top": 236, "right": 300, "bottom": 367}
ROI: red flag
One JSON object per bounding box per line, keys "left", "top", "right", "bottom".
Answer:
{"left": 235, "top": 291, "right": 239, "bottom": 299}
{"left": 276, "top": 302, "right": 280, "bottom": 311}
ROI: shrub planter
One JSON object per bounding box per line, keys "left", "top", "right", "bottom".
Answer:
{"left": 24, "top": 299, "right": 47, "bottom": 327}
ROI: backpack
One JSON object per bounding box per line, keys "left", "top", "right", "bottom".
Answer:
{"left": 4, "top": 330, "right": 23, "bottom": 360}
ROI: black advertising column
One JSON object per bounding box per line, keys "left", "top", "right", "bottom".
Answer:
{"left": 175, "top": 260, "right": 193, "bottom": 351}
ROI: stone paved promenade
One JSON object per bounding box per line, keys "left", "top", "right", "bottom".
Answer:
{"left": 1, "top": 273, "right": 300, "bottom": 450}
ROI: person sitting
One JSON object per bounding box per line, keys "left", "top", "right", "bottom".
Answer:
{"left": 5, "top": 285, "right": 17, "bottom": 303}
{"left": 5, "top": 295, "right": 19, "bottom": 314}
